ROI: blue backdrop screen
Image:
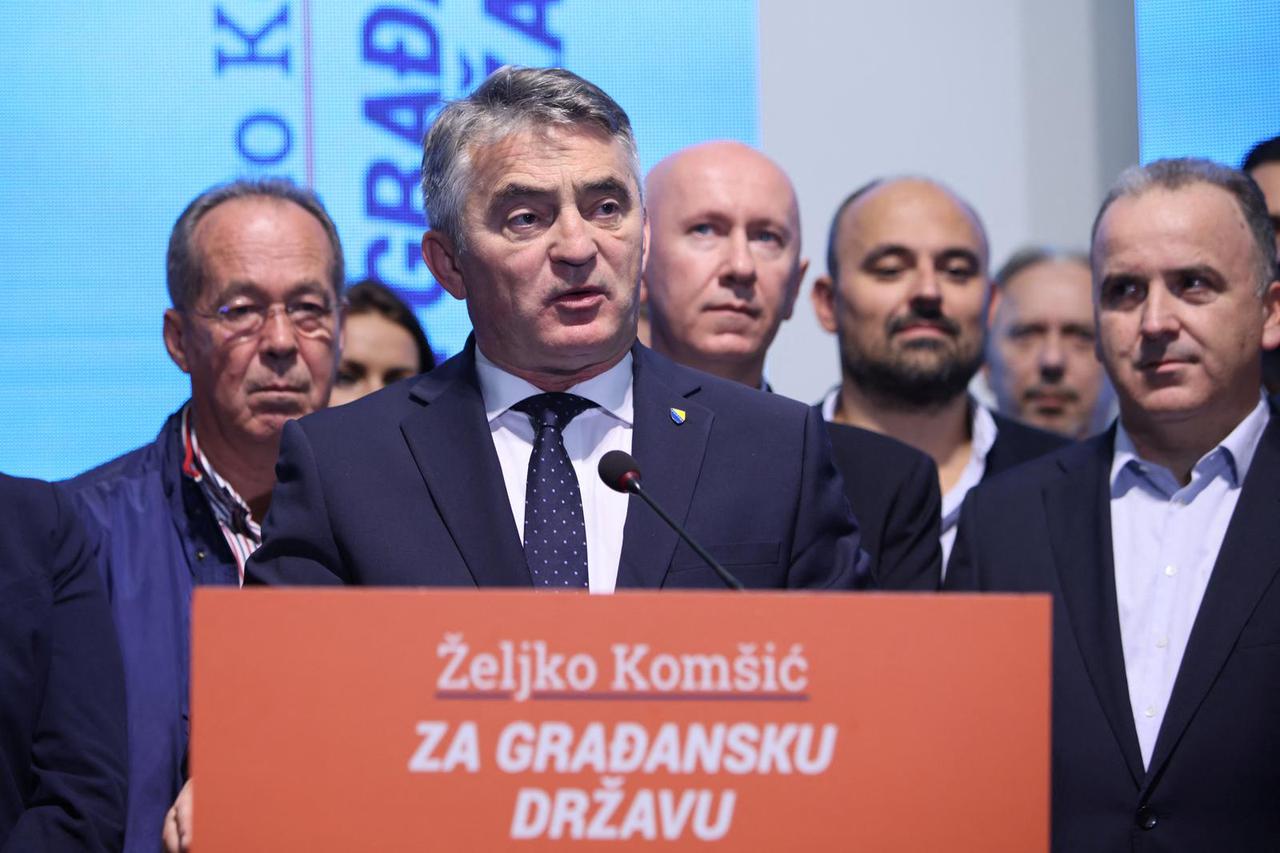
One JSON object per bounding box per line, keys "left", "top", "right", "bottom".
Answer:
{"left": 0, "top": 0, "right": 758, "bottom": 479}
{"left": 1136, "top": 0, "right": 1280, "bottom": 166}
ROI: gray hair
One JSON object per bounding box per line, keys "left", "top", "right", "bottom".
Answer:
{"left": 420, "top": 66, "right": 641, "bottom": 251}
{"left": 994, "top": 246, "right": 1090, "bottom": 291}
{"left": 167, "top": 178, "right": 344, "bottom": 311}
{"left": 1090, "top": 157, "right": 1277, "bottom": 294}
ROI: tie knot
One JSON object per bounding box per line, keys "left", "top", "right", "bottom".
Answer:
{"left": 513, "top": 392, "right": 596, "bottom": 431}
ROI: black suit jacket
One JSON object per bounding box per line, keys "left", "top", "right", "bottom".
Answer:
{"left": 822, "top": 421, "right": 942, "bottom": 589}
{"left": 248, "top": 343, "right": 869, "bottom": 589}
{"left": 984, "top": 410, "right": 1072, "bottom": 480}
{"left": 0, "top": 475, "right": 127, "bottom": 852}
{"left": 946, "top": 420, "right": 1280, "bottom": 851}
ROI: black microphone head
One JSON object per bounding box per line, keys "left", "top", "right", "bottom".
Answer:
{"left": 599, "top": 450, "right": 641, "bottom": 493}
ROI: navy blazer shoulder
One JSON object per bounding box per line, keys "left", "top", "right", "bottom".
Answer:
{"left": 947, "top": 418, "right": 1280, "bottom": 851}
{"left": 0, "top": 474, "right": 127, "bottom": 853}
{"left": 822, "top": 420, "right": 941, "bottom": 590}
{"left": 248, "top": 343, "right": 870, "bottom": 590}
{"left": 983, "top": 411, "right": 1073, "bottom": 481}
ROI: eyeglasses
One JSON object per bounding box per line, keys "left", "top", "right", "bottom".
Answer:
{"left": 191, "top": 296, "right": 339, "bottom": 338}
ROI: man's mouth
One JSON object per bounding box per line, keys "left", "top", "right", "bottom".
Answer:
{"left": 704, "top": 302, "right": 761, "bottom": 319}
{"left": 550, "top": 286, "right": 607, "bottom": 309}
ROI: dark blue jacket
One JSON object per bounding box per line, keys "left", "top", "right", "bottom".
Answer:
{"left": 0, "top": 474, "right": 127, "bottom": 852}
{"left": 63, "top": 409, "right": 238, "bottom": 853}
{"left": 248, "top": 342, "right": 870, "bottom": 589}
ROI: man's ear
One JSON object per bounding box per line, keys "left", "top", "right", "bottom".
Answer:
{"left": 422, "top": 230, "right": 467, "bottom": 300}
{"left": 640, "top": 211, "right": 651, "bottom": 274}
{"left": 1261, "top": 278, "right": 1280, "bottom": 351}
{"left": 781, "top": 257, "right": 810, "bottom": 321}
{"left": 163, "top": 309, "right": 191, "bottom": 374}
{"left": 810, "top": 274, "right": 839, "bottom": 333}
{"left": 986, "top": 286, "right": 1002, "bottom": 328}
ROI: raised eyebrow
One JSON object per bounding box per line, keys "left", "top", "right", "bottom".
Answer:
{"left": 580, "top": 178, "right": 634, "bottom": 205}
{"left": 936, "top": 248, "right": 981, "bottom": 266}
{"left": 749, "top": 218, "right": 793, "bottom": 240}
{"left": 1169, "top": 265, "right": 1222, "bottom": 283}
{"left": 862, "top": 244, "right": 914, "bottom": 265}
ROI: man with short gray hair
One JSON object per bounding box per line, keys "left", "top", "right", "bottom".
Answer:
{"left": 248, "top": 66, "right": 869, "bottom": 593}
{"left": 985, "top": 246, "right": 1114, "bottom": 438}
{"left": 947, "top": 158, "right": 1280, "bottom": 849}
{"left": 65, "top": 177, "right": 343, "bottom": 852}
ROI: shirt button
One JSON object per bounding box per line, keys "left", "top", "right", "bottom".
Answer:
{"left": 1143, "top": 706, "right": 1156, "bottom": 718}
{"left": 1164, "top": 564, "right": 1177, "bottom": 577}
{"left": 196, "top": 550, "right": 207, "bottom": 561}
{"left": 1156, "top": 637, "right": 1169, "bottom": 649}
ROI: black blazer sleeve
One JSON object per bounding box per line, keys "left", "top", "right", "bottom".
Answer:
{"left": 0, "top": 478, "right": 127, "bottom": 853}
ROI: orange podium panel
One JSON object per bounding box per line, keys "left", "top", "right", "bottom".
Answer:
{"left": 192, "top": 589, "right": 1049, "bottom": 851}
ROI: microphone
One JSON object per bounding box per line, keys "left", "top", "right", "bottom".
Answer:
{"left": 598, "top": 450, "right": 744, "bottom": 591}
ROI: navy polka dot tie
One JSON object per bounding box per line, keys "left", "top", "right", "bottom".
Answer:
{"left": 512, "top": 393, "right": 596, "bottom": 588}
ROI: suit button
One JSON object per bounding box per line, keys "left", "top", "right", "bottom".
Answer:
{"left": 1135, "top": 806, "right": 1157, "bottom": 830}
{"left": 196, "top": 550, "right": 206, "bottom": 561}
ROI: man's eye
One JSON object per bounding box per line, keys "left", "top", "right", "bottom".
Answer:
{"left": 509, "top": 212, "right": 539, "bottom": 229}
{"left": 290, "top": 301, "right": 329, "bottom": 319}
{"left": 754, "top": 230, "right": 782, "bottom": 245}
{"left": 1102, "top": 278, "right": 1143, "bottom": 306}
{"left": 219, "top": 304, "right": 260, "bottom": 320}
{"left": 942, "top": 263, "right": 976, "bottom": 280}
{"left": 596, "top": 200, "right": 621, "bottom": 217}
{"left": 869, "top": 263, "right": 905, "bottom": 279}
{"left": 689, "top": 223, "right": 715, "bottom": 236}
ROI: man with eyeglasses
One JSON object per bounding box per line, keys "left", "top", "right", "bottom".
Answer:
{"left": 64, "top": 178, "right": 342, "bottom": 852}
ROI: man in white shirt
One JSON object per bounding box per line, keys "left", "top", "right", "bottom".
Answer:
{"left": 811, "top": 177, "right": 1066, "bottom": 568}
{"left": 945, "top": 157, "right": 1280, "bottom": 851}
{"left": 246, "top": 67, "right": 869, "bottom": 595}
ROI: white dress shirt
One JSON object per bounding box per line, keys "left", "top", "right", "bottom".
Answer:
{"left": 475, "top": 347, "right": 633, "bottom": 593}
{"left": 821, "top": 387, "right": 998, "bottom": 570}
{"left": 1110, "top": 395, "right": 1270, "bottom": 769}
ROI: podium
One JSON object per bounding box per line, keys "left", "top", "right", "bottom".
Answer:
{"left": 191, "top": 589, "right": 1049, "bottom": 850}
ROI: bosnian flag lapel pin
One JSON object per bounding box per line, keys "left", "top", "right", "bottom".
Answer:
{"left": 669, "top": 408, "right": 687, "bottom": 425}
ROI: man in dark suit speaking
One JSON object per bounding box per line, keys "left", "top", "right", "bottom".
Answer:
{"left": 246, "top": 67, "right": 868, "bottom": 593}
{"left": 946, "top": 158, "right": 1280, "bottom": 849}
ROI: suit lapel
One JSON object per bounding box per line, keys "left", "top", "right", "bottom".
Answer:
{"left": 1144, "top": 417, "right": 1280, "bottom": 789}
{"left": 1043, "top": 432, "right": 1147, "bottom": 786}
{"left": 399, "top": 344, "right": 531, "bottom": 587}
{"left": 616, "top": 346, "right": 713, "bottom": 589}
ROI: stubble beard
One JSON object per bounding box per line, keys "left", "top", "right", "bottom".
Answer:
{"left": 840, "top": 335, "right": 985, "bottom": 413}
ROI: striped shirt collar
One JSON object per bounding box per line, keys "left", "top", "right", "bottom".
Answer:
{"left": 180, "top": 405, "right": 261, "bottom": 582}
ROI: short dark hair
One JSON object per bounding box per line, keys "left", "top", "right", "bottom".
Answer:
{"left": 1242, "top": 134, "right": 1280, "bottom": 173}
{"left": 167, "top": 178, "right": 344, "bottom": 311}
{"left": 343, "top": 279, "right": 435, "bottom": 373}
{"left": 1090, "top": 157, "right": 1277, "bottom": 293}
{"left": 420, "top": 66, "right": 640, "bottom": 251}
{"left": 994, "top": 246, "right": 1089, "bottom": 291}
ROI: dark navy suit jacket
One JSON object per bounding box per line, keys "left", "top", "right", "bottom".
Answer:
{"left": 946, "top": 419, "right": 1280, "bottom": 851}
{"left": 0, "top": 475, "right": 127, "bottom": 852}
{"left": 822, "top": 422, "right": 942, "bottom": 590}
{"left": 985, "top": 410, "right": 1072, "bottom": 480}
{"left": 248, "top": 343, "right": 870, "bottom": 590}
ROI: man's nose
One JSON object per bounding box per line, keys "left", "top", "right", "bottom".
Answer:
{"left": 723, "top": 231, "right": 757, "bottom": 286}
{"left": 259, "top": 306, "right": 300, "bottom": 357}
{"left": 1139, "top": 284, "right": 1180, "bottom": 338}
{"left": 908, "top": 266, "right": 943, "bottom": 306}
{"left": 549, "top": 208, "right": 597, "bottom": 266}
{"left": 1039, "top": 332, "right": 1066, "bottom": 380}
